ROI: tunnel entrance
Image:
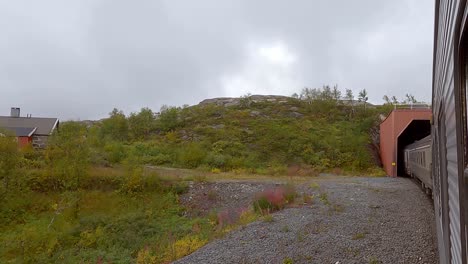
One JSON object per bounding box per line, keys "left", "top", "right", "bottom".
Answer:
{"left": 396, "top": 120, "right": 431, "bottom": 176}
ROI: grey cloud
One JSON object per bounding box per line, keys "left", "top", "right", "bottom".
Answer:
{"left": 0, "top": 0, "right": 434, "bottom": 120}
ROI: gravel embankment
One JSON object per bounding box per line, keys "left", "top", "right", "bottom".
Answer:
{"left": 175, "top": 177, "right": 438, "bottom": 264}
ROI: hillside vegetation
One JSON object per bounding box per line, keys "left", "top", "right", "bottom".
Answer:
{"left": 0, "top": 88, "right": 393, "bottom": 263}
{"left": 92, "top": 91, "right": 389, "bottom": 175}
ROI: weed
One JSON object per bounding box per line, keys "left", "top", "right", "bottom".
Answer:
{"left": 253, "top": 196, "right": 275, "bottom": 214}
{"left": 346, "top": 247, "right": 360, "bottom": 257}
{"left": 369, "top": 256, "right": 380, "bottom": 264}
{"left": 283, "top": 257, "right": 293, "bottom": 264}
{"left": 284, "top": 183, "right": 297, "bottom": 204}
{"left": 303, "top": 194, "right": 313, "bottom": 204}
{"left": 193, "top": 175, "right": 207, "bottom": 182}
{"left": 238, "top": 209, "right": 258, "bottom": 225}
{"left": 252, "top": 185, "right": 297, "bottom": 214}
{"left": 352, "top": 232, "right": 366, "bottom": 240}
{"left": 309, "top": 182, "right": 320, "bottom": 189}
{"left": 281, "top": 225, "right": 290, "bottom": 233}
{"left": 207, "top": 190, "right": 217, "bottom": 201}
{"left": 318, "top": 192, "right": 330, "bottom": 206}
{"left": 332, "top": 204, "right": 344, "bottom": 213}
{"left": 263, "top": 214, "right": 274, "bottom": 223}
{"left": 306, "top": 221, "right": 327, "bottom": 234}
{"left": 296, "top": 231, "right": 305, "bottom": 242}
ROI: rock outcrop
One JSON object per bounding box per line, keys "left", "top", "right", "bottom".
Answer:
{"left": 198, "top": 95, "right": 291, "bottom": 107}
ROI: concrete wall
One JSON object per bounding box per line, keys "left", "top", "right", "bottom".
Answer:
{"left": 379, "top": 109, "right": 431, "bottom": 177}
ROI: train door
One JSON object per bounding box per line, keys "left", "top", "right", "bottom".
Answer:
{"left": 436, "top": 104, "right": 451, "bottom": 261}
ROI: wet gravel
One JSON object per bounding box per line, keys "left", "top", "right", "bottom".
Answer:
{"left": 174, "top": 176, "right": 438, "bottom": 264}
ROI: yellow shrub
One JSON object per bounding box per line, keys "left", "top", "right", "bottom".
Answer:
{"left": 238, "top": 210, "right": 258, "bottom": 225}
{"left": 136, "top": 247, "right": 157, "bottom": 264}
{"left": 211, "top": 168, "right": 221, "bottom": 174}
{"left": 78, "top": 226, "right": 104, "bottom": 248}
{"left": 165, "top": 235, "right": 207, "bottom": 261}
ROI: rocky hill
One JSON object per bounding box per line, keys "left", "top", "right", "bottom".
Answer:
{"left": 93, "top": 94, "right": 390, "bottom": 176}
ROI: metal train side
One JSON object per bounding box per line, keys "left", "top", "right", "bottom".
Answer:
{"left": 404, "top": 135, "right": 432, "bottom": 191}
{"left": 432, "top": 0, "right": 468, "bottom": 262}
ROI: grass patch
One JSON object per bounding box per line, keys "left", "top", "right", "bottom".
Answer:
{"left": 0, "top": 167, "right": 214, "bottom": 264}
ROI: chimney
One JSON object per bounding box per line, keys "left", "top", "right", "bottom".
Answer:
{"left": 10, "top": 107, "right": 20, "bottom": 118}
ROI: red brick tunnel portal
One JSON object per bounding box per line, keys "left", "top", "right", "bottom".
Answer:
{"left": 379, "top": 109, "right": 432, "bottom": 177}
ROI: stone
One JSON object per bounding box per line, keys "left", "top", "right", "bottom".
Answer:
{"left": 289, "top": 112, "right": 303, "bottom": 118}
{"left": 250, "top": 111, "right": 261, "bottom": 117}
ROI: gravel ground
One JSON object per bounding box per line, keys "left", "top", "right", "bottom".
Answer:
{"left": 175, "top": 176, "right": 438, "bottom": 264}
{"left": 180, "top": 181, "right": 280, "bottom": 217}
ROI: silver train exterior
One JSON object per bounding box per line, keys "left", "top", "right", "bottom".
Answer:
{"left": 404, "top": 135, "right": 432, "bottom": 191}
{"left": 432, "top": 0, "right": 468, "bottom": 262}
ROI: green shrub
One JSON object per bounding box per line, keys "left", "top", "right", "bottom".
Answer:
{"left": 177, "top": 143, "right": 207, "bottom": 168}
{"left": 205, "top": 152, "right": 228, "bottom": 169}
{"left": 104, "top": 142, "right": 127, "bottom": 164}
{"left": 141, "top": 153, "right": 173, "bottom": 166}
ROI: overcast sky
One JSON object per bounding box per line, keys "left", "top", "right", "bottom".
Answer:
{"left": 0, "top": 0, "right": 434, "bottom": 120}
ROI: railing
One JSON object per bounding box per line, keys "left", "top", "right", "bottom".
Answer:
{"left": 393, "top": 103, "right": 431, "bottom": 110}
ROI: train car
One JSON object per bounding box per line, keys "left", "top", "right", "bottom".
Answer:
{"left": 432, "top": 0, "right": 468, "bottom": 262}
{"left": 404, "top": 135, "right": 432, "bottom": 190}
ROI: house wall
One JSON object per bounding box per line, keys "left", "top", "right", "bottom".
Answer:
{"left": 17, "top": 136, "right": 31, "bottom": 148}
{"left": 32, "top": 135, "right": 49, "bottom": 149}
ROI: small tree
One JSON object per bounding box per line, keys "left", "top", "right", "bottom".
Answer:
{"left": 300, "top": 87, "right": 320, "bottom": 102}
{"left": 128, "top": 107, "right": 156, "bottom": 140}
{"left": 45, "top": 122, "right": 90, "bottom": 190}
{"left": 382, "top": 95, "right": 391, "bottom": 105}
{"left": 100, "top": 108, "right": 129, "bottom": 142}
{"left": 345, "top": 89, "right": 355, "bottom": 117}
{"left": 358, "top": 89, "right": 369, "bottom": 109}
{"left": 157, "top": 105, "right": 182, "bottom": 132}
{"left": 332, "top": 85, "right": 341, "bottom": 101}
{"left": 404, "top": 93, "right": 417, "bottom": 104}
{"left": 345, "top": 89, "right": 354, "bottom": 102}
{"left": 391, "top": 96, "right": 399, "bottom": 105}
{"left": 239, "top": 93, "right": 253, "bottom": 108}
{"left": 320, "top": 85, "right": 333, "bottom": 101}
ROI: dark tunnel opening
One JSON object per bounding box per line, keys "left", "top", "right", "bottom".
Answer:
{"left": 396, "top": 120, "right": 431, "bottom": 176}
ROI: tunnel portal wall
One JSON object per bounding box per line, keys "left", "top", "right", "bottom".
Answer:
{"left": 379, "top": 109, "right": 431, "bottom": 177}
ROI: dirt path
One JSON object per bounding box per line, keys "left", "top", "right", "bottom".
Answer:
{"left": 175, "top": 176, "right": 438, "bottom": 264}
